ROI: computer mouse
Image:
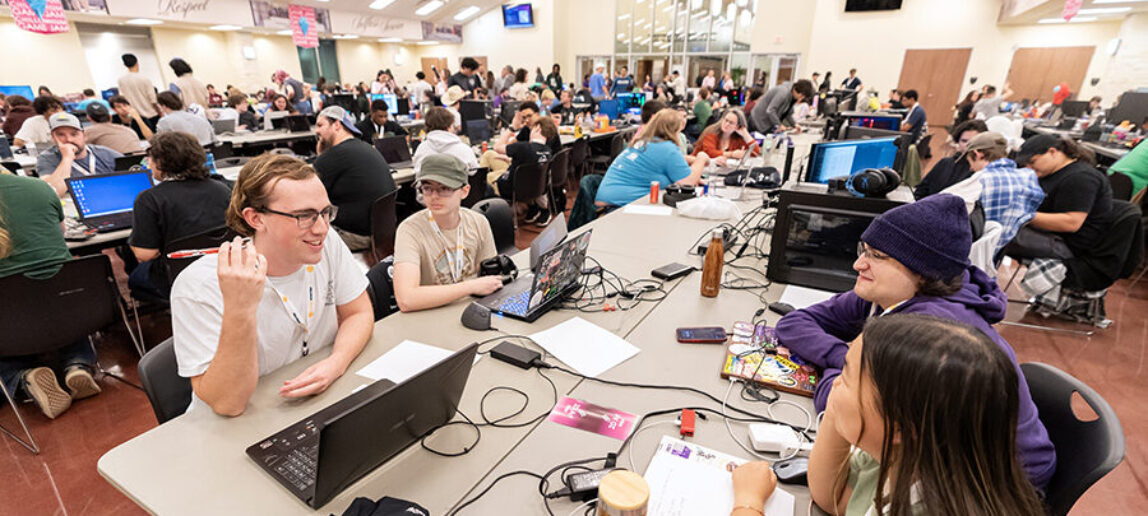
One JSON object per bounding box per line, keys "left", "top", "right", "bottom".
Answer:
{"left": 773, "top": 457, "right": 808, "bottom": 485}
{"left": 768, "top": 302, "right": 796, "bottom": 316}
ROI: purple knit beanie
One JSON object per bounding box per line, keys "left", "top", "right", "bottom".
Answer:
{"left": 860, "top": 194, "right": 971, "bottom": 280}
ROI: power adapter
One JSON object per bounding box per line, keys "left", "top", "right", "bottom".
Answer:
{"left": 489, "top": 341, "right": 541, "bottom": 370}
{"left": 748, "top": 423, "right": 800, "bottom": 453}
{"left": 564, "top": 467, "right": 619, "bottom": 502}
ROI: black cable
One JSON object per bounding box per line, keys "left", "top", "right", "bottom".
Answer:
{"left": 448, "top": 470, "right": 547, "bottom": 515}
{"left": 419, "top": 409, "right": 481, "bottom": 457}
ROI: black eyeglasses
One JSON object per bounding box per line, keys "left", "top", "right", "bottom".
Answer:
{"left": 418, "top": 183, "right": 461, "bottom": 198}
{"left": 259, "top": 205, "right": 338, "bottom": 229}
{"left": 857, "top": 242, "right": 891, "bottom": 261}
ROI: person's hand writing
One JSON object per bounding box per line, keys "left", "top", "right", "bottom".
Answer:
{"left": 732, "top": 461, "right": 778, "bottom": 513}
{"left": 217, "top": 237, "right": 266, "bottom": 314}
{"left": 280, "top": 357, "right": 346, "bottom": 398}
{"left": 469, "top": 276, "right": 504, "bottom": 296}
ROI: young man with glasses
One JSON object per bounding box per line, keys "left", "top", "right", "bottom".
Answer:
{"left": 170, "top": 154, "right": 374, "bottom": 416}
{"left": 392, "top": 155, "right": 502, "bottom": 312}
{"left": 772, "top": 194, "right": 1056, "bottom": 490}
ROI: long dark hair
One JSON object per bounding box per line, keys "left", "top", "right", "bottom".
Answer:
{"left": 1051, "top": 135, "right": 1096, "bottom": 167}
{"left": 857, "top": 314, "right": 1045, "bottom": 516}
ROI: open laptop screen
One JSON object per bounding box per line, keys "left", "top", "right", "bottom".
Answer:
{"left": 529, "top": 230, "right": 591, "bottom": 310}
{"left": 68, "top": 172, "right": 152, "bottom": 219}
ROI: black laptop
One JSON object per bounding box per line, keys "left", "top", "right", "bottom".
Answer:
{"left": 478, "top": 230, "right": 592, "bottom": 322}
{"left": 246, "top": 342, "right": 478, "bottom": 509}
{"left": 373, "top": 136, "right": 413, "bottom": 168}
{"left": 115, "top": 154, "right": 147, "bottom": 172}
{"left": 66, "top": 171, "right": 153, "bottom": 232}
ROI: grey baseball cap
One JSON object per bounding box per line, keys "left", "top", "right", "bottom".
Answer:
{"left": 416, "top": 154, "right": 468, "bottom": 189}
{"left": 48, "top": 112, "right": 82, "bottom": 132}
{"left": 317, "top": 105, "right": 362, "bottom": 135}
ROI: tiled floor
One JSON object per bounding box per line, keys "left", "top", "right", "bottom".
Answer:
{"left": 4, "top": 162, "right": 1147, "bottom": 515}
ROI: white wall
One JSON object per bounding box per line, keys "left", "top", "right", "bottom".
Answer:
{"left": 0, "top": 21, "right": 94, "bottom": 95}
{"left": 336, "top": 40, "right": 422, "bottom": 87}
{"left": 151, "top": 27, "right": 242, "bottom": 91}
{"left": 750, "top": 0, "right": 815, "bottom": 62}
{"left": 1091, "top": 13, "right": 1148, "bottom": 107}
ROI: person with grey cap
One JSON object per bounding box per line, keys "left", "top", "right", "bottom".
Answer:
{"left": 312, "top": 105, "right": 396, "bottom": 251}
{"left": 83, "top": 102, "right": 143, "bottom": 155}
{"left": 392, "top": 154, "right": 501, "bottom": 312}
{"left": 37, "top": 112, "right": 122, "bottom": 197}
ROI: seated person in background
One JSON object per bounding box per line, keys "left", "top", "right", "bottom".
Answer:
{"left": 692, "top": 87, "right": 713, "bottom": 130}
{"left": 206, "top": 84, "right": 224, "bottom": 108}
{"left": 83, "top": 103, "right": 143, "bottom": 155}
{"left": 913, "top": 119, "right": 988, "bottom": 199}
{"left": 742, "top": 88, "right": 763, "bottom": 124}
{"left": 76, "top": 89, "right": 110, "bottom": 111}
{"left": 171, "top": 154, "right": 374, "bottom": 416}
{"left": 549, "top": 89, "right": 579, "bottom": 126}
{"left": 0, "top": 173, "right": 101, "bottom": 419}
{"left": 1109, "top": 130, "right": 1148, "bottom": 197}
{"left": 774, "top": 194, "right": 1055, "bottom": 489}
{"left": 596, "top": 109, "right": 706, "bottom": 207}
{"left": 732, "top": 315, "right": 1047, "bottom": 516}
{"left": 2, "top": 95, "right": 35, "bottom": 138}
{"left": 13, "top": 95, "right": 65, "bottom": 149}
{"left": 37, "top": 113, "right": 121, "bottom": 197}
{"left": 481, "top": 102, "right": 542, "bottom": 189}
{"left": 312, "top": 106, "right": 397, "bottom": 251}
{"left": 128, "top": 132, "right": 232, "bottom": 299}
{"left": 495, "top": 116, "right": 561, "bottom": 226}
{"left": 941, "top": 132, "right": 1044, "bottom": 253}
{"left": 156, "top": 91, "right": 216, "bottom": 146}
{"left": 691, "top": 110, "right": 757, "bottom": 167}
{"left": 750, "top": 79, "right": 813, "bottom": 134}
{"left": 392, "top": 155, "right": 501, "bottom": 312}
{"left": 412, "top": 106, "right": 480, "bottom": 175}
{"left": 215, "top": 95, "right": 258, "bottom": 131}
{"left": 262, "top": 94, "right": 299, "bottom": 130}
{"left": 109, "top": 95, "right": 156, "bottom": 140}
{"left": 883, "top": 89, "right": 903, "bottom": 109}
{"left": 1087, "top": 95, "right": 1104, "bottom": 120}
{"left": 900, "top": 89, "right": 928, "bottom": 144}
{"left": 355, "top": 99, "right": 408, "bottom": 143}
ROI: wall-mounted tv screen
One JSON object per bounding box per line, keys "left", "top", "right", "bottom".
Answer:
{"left": 845, "top": 0, "right": 903, "bottom": 11}
{"left": 502, "top": 3, "right": 534, "bottom": 28}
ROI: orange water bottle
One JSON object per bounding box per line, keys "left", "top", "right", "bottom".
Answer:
{"left": 700, "top": 229, "right": 724, "bottom": 297}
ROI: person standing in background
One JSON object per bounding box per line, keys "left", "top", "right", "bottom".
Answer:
{"left": 117, "top": 53, "right": 160, "bottom": 127}
{"left": 168, "top": 58, "right": 210, "bottom": 113}
{"left": 701, "top": 69, "right": 716, "bottom": 90}
{"left": 841, "top": 68, "right": 862, "bottom": 90}
{"left": 589, "top": 66, "right": 608, "bottom": 101}
{"left": 546, "top": 64, "right": 563, "bottom": 93}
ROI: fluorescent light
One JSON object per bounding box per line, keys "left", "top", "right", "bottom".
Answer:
{"left": 1070, "top": 16, "right": 1099, "bottom": 22}
{"left": 618, "top": 13, "right": 630, "bottom": 20}
{"left": 124, "top": 18, "right": 162, "bottom": 25}
{"left": 369, "top": 0, "right": 395, "bottom": 9}
{"left": 210, "top": 24, "right": 242, "bottom": 31}
{"left": 417, "top": 41, "right": 439, "bottom": 45}
{"left": 1077, "top": 7, "right": 1132, "bottom": 14}
{"left": 378, "top": 37, "right": 403, "bottom": 43}
{"left": 454, "top": 5, "right": 480, "bottom": 20}
{"left": 276, "top": 29, "right": 293, "bottom": 35}
{"left": 415, "top": 0, "right": 444, "bottom": 16}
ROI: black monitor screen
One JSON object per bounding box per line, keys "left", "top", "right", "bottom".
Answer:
{"left": 848, "top": 115, "right": 900, "bottom": 131}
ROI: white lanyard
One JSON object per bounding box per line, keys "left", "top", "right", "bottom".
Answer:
{"left": 267, "top": 265, "right": 318, "bottom": 357}
{"left": 427, "top": 211, "right": 464, "bottom": 283}
{"left": 375, "top": 123, "right": 384, "bottom": 137}
{"left": 71, "top": 151, "right": 95, "bottom": 176}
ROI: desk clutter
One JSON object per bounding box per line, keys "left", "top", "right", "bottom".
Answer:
{"left": 720, "top": 321, "right": 820, "bottom": 398}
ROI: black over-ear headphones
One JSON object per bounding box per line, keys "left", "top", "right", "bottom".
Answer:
{"left": 846, "top": 167, "right": 901, "bottom": 198}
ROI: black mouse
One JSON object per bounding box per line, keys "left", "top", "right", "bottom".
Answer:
{"left": 769, "top": 302, "right": 796, "bottom": 316}
{"left": 773, "top": 457, "right": 808, "bottom": 485}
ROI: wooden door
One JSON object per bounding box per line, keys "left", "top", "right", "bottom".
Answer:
{"left": 1005, "top": 47, "right": 1093, "bottom": 103}
{"left": 421, "top": 57, "right": 448, "bottom": 80}
{"left": 897, "top": 48, "right": 972, "bottom": 128}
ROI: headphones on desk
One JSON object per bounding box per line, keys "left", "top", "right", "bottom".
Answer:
{"left": 479, "top": 255, "right": 518, "bottom": 284}
{"left": 845, "top": 167, "right": 901, "bottom": 198}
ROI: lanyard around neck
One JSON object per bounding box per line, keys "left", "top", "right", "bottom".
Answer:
{"left": 427, "top": 211, "right": 464, "bottom": 283}
{"left": 267, "top": 265, "right": 318, "bottom": 356}
{"left": 70, "top": 151, "right": 95, "bottom": 176}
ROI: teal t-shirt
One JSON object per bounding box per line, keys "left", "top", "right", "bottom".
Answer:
{"left": 595, "top": 140, "right": 692, "bottom": 206}
{"left": 0, "top": 173, "right": 72, "bottom": 279}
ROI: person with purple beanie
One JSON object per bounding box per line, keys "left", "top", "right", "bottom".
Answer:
{"left": 776, "top": 193, "right": 1056, "bottom": 490}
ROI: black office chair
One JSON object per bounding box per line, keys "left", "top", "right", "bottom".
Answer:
{"left": 472, "top": 198, "right": 518, "bottom": 254}
{"left": 368, "top": 190, "right": 399, "bottom": 263}
{"left": 365, "top": 257, "right": 398, "bottom": 321}
{"left": 1021, "top": 362, "right": 1125, "bottom": 516}
{"left": 138, "top": 337, "right": 192, "bottom": 425}
{"left": 1108, "top": 171, "right": 1133, "bottom": 202}
{"left": 0, "top": 255, "right": 141, "bottom": 453}
{"left": 163, "top": 226, "right": 234, "bottom": 289}
{"left": 586, "top": 133, "right": 627, "bottom": 174}
{"left": 547, "top": 148, "right": 572, "bottom": 218}
{"left": 568, "top": 136, "right": 590, "bottom": 182}
{"left": 509, "top": 161, "right": 549, "bottom": 228}
{"left": 462, "top": 167, "right": 491, "bottom": 209}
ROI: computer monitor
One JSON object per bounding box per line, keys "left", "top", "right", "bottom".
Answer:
{"left": 805, "top": 137, "right": 899, "bottom": 184}
{"left": 396, "top": 97, "right": 410, "bottom": 116}
{"left": 370, "top": 94, "right": 398, "bottom": 114}
{"left": 616, "top": 93, "right": 644, "bottom": 110}
{"left": 1107, "top": 91, "right": 1148, "bottom": 125}
{"left": 597, "top": 99, "right": 620, "bottom": 121}
{"left": 500, "top": 101, "right": 522, "bottom": 127}
{"left": 0, "top": 85, "right": 35, "bottom": 100}
{"left": 766, "top": 188, "right": 905, "bottom": 292}
{"left": 458, "top": 99, "right": 489, "bottom": 126}
{"left": 114, "top": 154, "right": 148, "bottom": 171}
{"left": 326, "top": 94, "right": 355, "bottom": 112}
{"left": 67, "top": 172, "right": 153, "bottom": 219}
{"left": 1060, "top": 100, "right": 1089, "bottom": 118}
{"left": 846, "top": 114, "right": 901, "bottom": 131}
{"left": 465, "top": 119, "right": 491, "bottom": 145}
{"left": 285, "top": 114, "right": 310, "bottom": 132}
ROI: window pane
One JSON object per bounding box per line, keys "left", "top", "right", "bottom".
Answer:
{"left": 733, "top": 2, "right": 753, "bottom": 51}
{"left": 632, "top": 0, "right": 652, "bottom": 53}
{"left": 297, "top": 46, "right": 320, "bottom": 85}
{"left": 652, "top": 0, "right": 673, "bottom": 53}
{"left": 687, "top": 0, "right": 707, "bottom": 53}
{"left": 317, "top": 39, "right": 341, "bottom": 84}
{"left": 616, "top": 0, "right": 633, "bottom": 54}
{"left": 673, "top": 0, "right": 687, "bottom": 52}
{"left": 709, "top": 0, "right": 732, "bottom": 53}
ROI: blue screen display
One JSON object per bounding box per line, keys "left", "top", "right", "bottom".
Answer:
{"left": 807, "top": 137, "right": 899, "bottom": 184}
{"left": 0, "top": 85, "right": 35, "bottom": 100}
{"left": 70, "top": 173, "right": 153, "bottom": 218}
{"left": 370, "top": 93, "right": 399, "bottom": 114}
{"left": 502, "top": 3, "right": 534, "bottom": 28}
{"left": 597, "top": 99, "right": 619, "bottom": 120}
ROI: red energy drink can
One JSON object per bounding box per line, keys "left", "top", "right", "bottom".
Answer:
{"left": 650, "top": 181, "right": 659, "bottom": 203}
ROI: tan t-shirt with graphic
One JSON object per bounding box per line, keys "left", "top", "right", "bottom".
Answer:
{"left": 394, "top": 208, "right": 498, "bottom": 285}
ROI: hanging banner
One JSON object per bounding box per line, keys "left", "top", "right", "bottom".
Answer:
{"left": 7, "top": 0, "right": 70, "bottom": 34}
{"left": 1062, "top": 0, "right": 1082, "bottom": 21}
{"left": 250, "top": 0, "right": 331, "bottom": 32}
{"left": 421, "top": 21, "right": 462, "bottom": 43}
{"left": 288, "top": 4, "right": 317, "bottom": 48}
{"left": 105, "top": 0, "right": 251, "bottom": 25}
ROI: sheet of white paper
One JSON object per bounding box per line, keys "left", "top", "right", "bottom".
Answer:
{"left": 623, "top": 204, "right": 674, "bottom": 216}
{"left": 529, "top": 317, "right": 640, "bottom": 378}
{"left": 778, "top": 285, "right": 837, "bottom": 310}
{"left": 644, "top": 436, "right": 795, "bottom": 516}
{"left": 354, "top": 340, "right": 478, "bottom": 383}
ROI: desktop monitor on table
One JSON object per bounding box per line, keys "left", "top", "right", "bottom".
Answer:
{"left": 596, "top": 99, "right": 620, "bottom": 121}
{"left": 846, "top": 114, "right": 901, "bottom": 131}
{"left": 1060, "top": 100, "right": 1089, "bottom": 118}
{"left": 458, "top": 100, "right": 490, "bottom": 126}
{"left": 805, "top": 137, "right": 899, "bottom": 184}
{"left": 396, "top": 97, "right": 411, "bottom": 116}
{"left": 0, "top": 85, "right": 35, "bottom": 100}
{"left": 465, "top": 119, "right": 491, "bottom": 145}
{"left": 326, "top": 94, "right": 355, "bottom": 112}
{"left": 371, "top": 94, "right": 399, "bottom": 114}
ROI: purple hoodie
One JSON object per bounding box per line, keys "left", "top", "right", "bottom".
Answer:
{"left": 776, "top": 265, "right": 1056, "bottom": 489}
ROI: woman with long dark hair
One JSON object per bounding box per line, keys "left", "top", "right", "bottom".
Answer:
{"left": 692, "top": 110, "right": 757, "bottom": 167}
{"left": 954, "top": 89, "right": 981, "bottom": 125}
{"left": 732, "top": 314, "right": 1046, "bottom": 516}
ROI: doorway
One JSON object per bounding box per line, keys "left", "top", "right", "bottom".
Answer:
{"left": 689, "top": 55, "right": 725, "bottom": 88}
{"left": 634, "top": 56, "right": 670, "bottom": 88}
{"left": 1005, "top": 47, "right": 1094, "bottom": 104}
{"left": 897, "top": 48, "right": 972, "bottom": 128}
{"left": 577, "top": 55, "right": 611, "bottom": 89}
{"left": 421, "top": 57, "right": 448, "bottom": 82}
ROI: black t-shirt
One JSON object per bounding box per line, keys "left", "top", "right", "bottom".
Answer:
{"left": 237, "top": 111, "right": 258, "bottom": 131}
{"left": 112, "top": 113, "right": 154, "bottom": 139}
{"left": 312, "top": 138, "right": 397, "bottom": 236}
{"left": 129, "top": 178, "right": 232, "bottom": 251}
{"left": 448, "top": 72, "right": 478, "bottom": 92}
{"left": 1037, "top": 160, "right": 1114, "bottom": 252}
{"left": 913, "top": 156, "right": 972, "bottom": 199}
{"left": 355, "top": 118, "right": 409, "bottom": 143}
{"left": 506, "top": 134, "right": 559, "bottom": 175}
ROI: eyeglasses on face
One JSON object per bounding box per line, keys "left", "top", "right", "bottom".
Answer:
{"left": 857, "top": 242, "right": 891, "bottom": 261}
{"left": 418, "top": 183, "right": 461, "bottom": 198}
{"left": 259, "top": 205, "right": 338, "bottom": 229}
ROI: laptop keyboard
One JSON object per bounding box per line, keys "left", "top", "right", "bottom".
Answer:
{"left": 275, "top": 444, "right": 319, "bottom": 492}
{"left": 499, "top": 290, "right": 530, "bottom": 316}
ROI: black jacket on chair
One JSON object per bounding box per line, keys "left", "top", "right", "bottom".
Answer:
{"left": 1066, "top": 200, "right": 1143, "bottom": 291}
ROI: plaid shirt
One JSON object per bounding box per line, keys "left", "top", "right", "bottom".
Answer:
{"left": 979, "top": 158, "right": 1045, "bottom": 253}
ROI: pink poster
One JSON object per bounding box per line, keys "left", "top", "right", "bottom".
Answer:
{"left": 547, "top": 396, "right": 637, "bottom": 440}
{"left": 9, "top": 0, "right": 69, "bottom": 34}
{"left": 288, "top": 4, "right": 318, "bottom": 48}
{"left": 1062, "top": 0, "right": 1082, "bottom": 21}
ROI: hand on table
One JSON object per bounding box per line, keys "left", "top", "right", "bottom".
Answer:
{"left": 469, "top": 276, "right": 504, "bottom": 296}
{"left": 280, "top": 356, "right": 346, "bottom": 398}
{"left": 732, "top": 461, "right": 778, "bottom": 513}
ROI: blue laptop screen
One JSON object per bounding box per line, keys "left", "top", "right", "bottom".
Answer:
{"left": 70, "top": 173, "right": 152, "bottom": 218}
{"left": 806, "top": 138, "right": 899, "bottom": 184}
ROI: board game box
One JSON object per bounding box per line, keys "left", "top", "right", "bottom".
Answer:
{"left": 719, "top": 321, "right": 820, "bottom": 397}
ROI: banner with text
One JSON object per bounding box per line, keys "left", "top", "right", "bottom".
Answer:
{"left": 7, "top": 0, "right": 70, "bottom": 34}
{"left": 288, "top": 4, "right": 316, "bottom": 48}
{"left": 105, "top": 0, "right": 252, "bottom": 24}
{"left": 329, "top": 11, "right": 421, "bottom": 40}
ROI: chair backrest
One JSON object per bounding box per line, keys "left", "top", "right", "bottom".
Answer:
{"left": 164, "top": 226, "right": 234, "bottom": 287}
{"left": 369, "top": 190, "right": 399, "bottom": 264}
{"left": 549, "top": 148, "right": 571, "bottom": 190}
{"left": 1108, "top": 171, "right": 1133, "bottom": 201}
{"left": 462, "top": 167, "right": 490, "bottom": 209}
{"left": 609, "top": 133, "right": 627, "bottom": 160}
{"left": 569, "top": 137, "right": 590, "bottom": 169}
{"left": 568, "top": 173, "right": 606, "bottom": 231}
{"left": 0, "top": 255, "right": 121, "bottom": 358}
{"left": 137, "top": 337, "right": 192, "bottom": 424}
{"left": 472, "top": 198, "right": 517, "bottom": 254}
{"left": 512, "top": 161, "right": 549, "bottom": 200}
{"left": 1021, "top": 362, "right": 1124, "bottom": 516}
{"left": 916, "top": 133, "right": 933, "bottom": 160}
{"left": 365, "top": 256, "right": 398, "bottom": 321}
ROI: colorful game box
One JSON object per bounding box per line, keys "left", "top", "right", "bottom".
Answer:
{"left": 719, "top": 321, "right": 820, "bottom": 397}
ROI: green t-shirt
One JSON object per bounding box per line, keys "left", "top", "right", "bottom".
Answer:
{"left": 0, "top": 173, "right": 72, "bottom": 279}
{"left": 1109, "top": 141, "right": 1148, "bottom": 197}
{"left": 846, "top": 450, "right": 923, "bottom": 516}
{"left": 694, "top": 100, "right": 713, "bottom": 130}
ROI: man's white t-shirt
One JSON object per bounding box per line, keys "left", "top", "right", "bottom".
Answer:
{"left": 15, "top": 115, "right": 51, "bottom": 147}
{"left": 171, "top": 229, "right": 368, "bottom": 405}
